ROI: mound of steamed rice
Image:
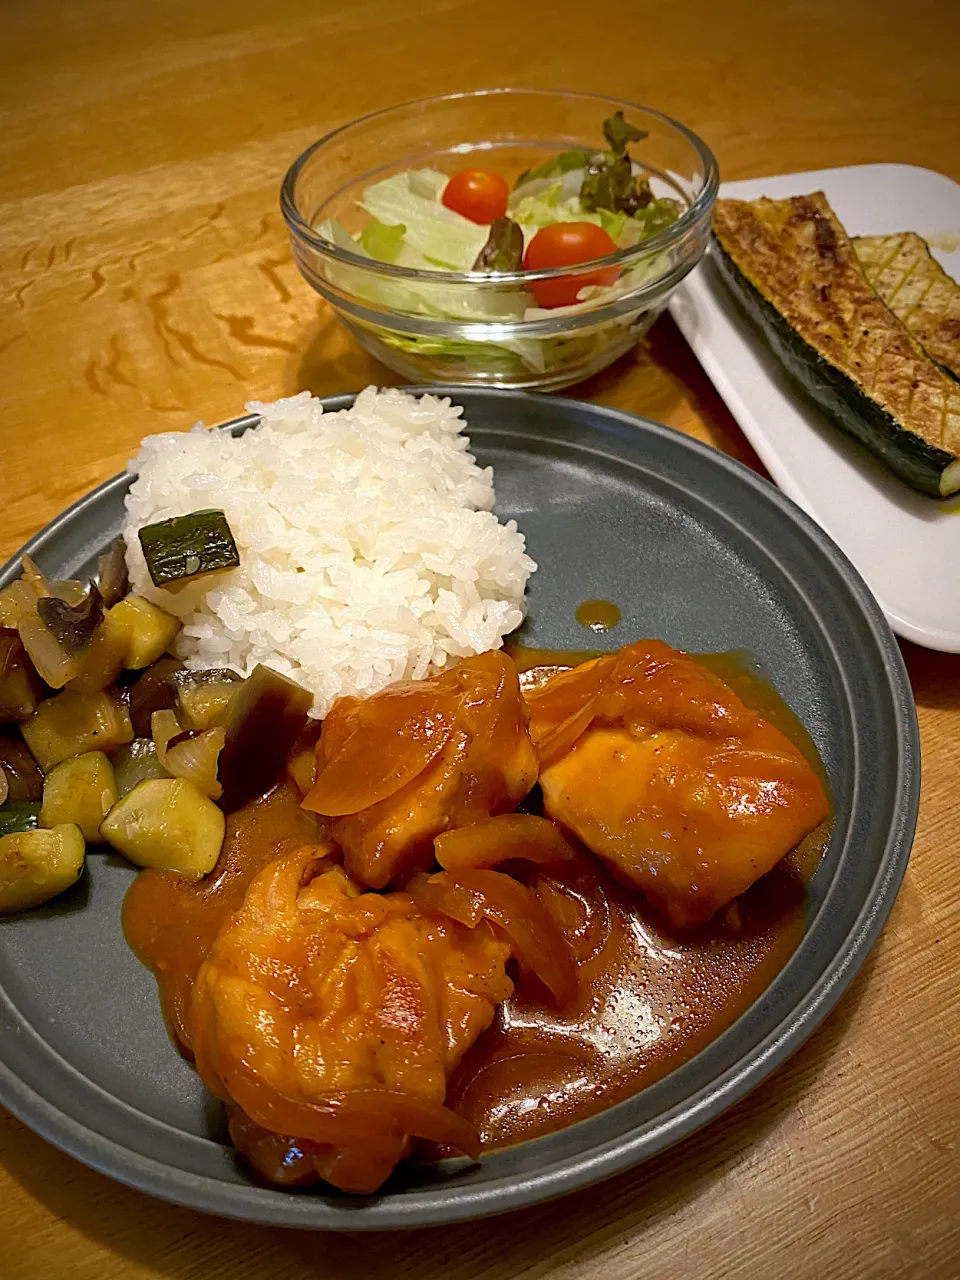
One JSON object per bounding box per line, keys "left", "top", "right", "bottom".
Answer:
{"left": 123, "top": 387, "right": 536, "bottom": 717}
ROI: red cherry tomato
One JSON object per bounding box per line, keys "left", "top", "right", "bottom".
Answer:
{"left": 523, "top": 222, "right": 621, "bottom": 308}
{"left": 441, "top": 169, "right": 510, "bottom": 225}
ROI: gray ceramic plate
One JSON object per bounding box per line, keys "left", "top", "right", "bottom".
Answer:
{"left": 0, "top": 389, "right": 918, "bottom": 1229}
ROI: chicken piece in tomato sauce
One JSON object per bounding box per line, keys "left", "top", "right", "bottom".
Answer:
{"left": 189, "top": 844, "right": 515, "bottom": 1194}
{"left": 302, "top": 650, "right": 538, "bottom": 889}
{"left": 525, "top": 640, "right": 829, "bottom": 928}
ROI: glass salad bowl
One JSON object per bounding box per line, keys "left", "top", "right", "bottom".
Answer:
{"left": 281, "top": 89, "right": 719, "bottom": 390}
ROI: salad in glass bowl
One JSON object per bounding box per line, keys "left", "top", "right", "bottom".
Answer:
{"left": 281, "top": 90, "right": 718, "bottom": 389}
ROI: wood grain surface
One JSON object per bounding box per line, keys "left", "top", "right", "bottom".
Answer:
{"left": 2, "top": 1, "right": 959, "bottom": 1276}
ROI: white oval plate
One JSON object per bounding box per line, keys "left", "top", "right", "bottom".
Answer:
{"left": 670, "top": 163, "right": 960, "bottom": 652}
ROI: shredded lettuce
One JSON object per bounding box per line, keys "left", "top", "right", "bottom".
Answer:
{"left": 370, "top": 329, "right": 548, "bottom": 375}
{"left": 513, "top": 149, "right": 592, "bottom": 190}
{"left": 358, "top": 218, "right": 407, "bottom": 263}
{"left": 509, "top": 185, "right": 631, "bottom": 245}
{"left": 362, "top": 314, "right": 651, "bottom": 381}
{"left": 359, "top": 170, "right": 488, "bottom": 269}
{"left": 507, "top": 181, "right": 675, "bottom": 248}
{"left": 511, "top": 186, "right": 587, "bottom": 231}
{"left": 521, "top": 252, "right": 669, "bottom": 320}
{"left": 318, "top": 215, "right": 369, "bottom": 254}
{"left": 316, "top": 217, "right": 529, "bottom": 322}
{"left": 632, "top": 198, "right": 684, "bottom": 239}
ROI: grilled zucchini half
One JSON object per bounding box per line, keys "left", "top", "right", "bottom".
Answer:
{"left": 713, "top": 193, "right": 960, "bottom": 496}
{"left": 854, "top": 232, "right": 960, "bottom": 382}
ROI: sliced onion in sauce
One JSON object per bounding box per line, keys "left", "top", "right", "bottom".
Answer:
{"left": 534, "top": 697, "right": 600, "bottom": 766}
{"left": 409, "top": 868, "right": 577, "bottom": 1007}
{"left": 153, "top": 709, "right": 224, "bottom": 800}
{"left": 435, "top": 813, "right": 578, "bottom": 872}
{"left": 304, "top": 696, "right": 453, "bottom": 817}
{"left": 151, "top": 708, "right": 182, "bottom": 756}
{"left": 17, "top": 609, "right": 82, "bottom": 688}
{"left": 215, "top": 1058, "right": 480, "bottom": 1160}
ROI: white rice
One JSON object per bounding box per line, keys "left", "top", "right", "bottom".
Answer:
{"left": 123, "top": 387, "right": 536, "bottom": 717}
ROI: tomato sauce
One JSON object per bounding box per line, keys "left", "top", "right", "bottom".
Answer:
{"left": 123, "top": 648, "right": 831, "bottom": 1158}
{"left": 574, "top": 599, "right": 622, "bottom": 632}
{"left": 122, "top": 781, "right": 321, "bottom": 1051}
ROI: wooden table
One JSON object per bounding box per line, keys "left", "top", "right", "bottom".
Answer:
{"left": 2, "top": 1, "right": 958, "bottom": 1275}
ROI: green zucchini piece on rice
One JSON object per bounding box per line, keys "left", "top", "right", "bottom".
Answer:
{"left": 138, "top": 509, "right": 240, "bottom": 587}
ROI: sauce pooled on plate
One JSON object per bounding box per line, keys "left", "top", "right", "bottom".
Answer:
{"left": 123, "top": 648, "right": 830, "bottom": 1160}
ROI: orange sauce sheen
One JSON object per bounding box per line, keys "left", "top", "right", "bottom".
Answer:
{"left": 574, "top": 599, "right": 622, "bottom": 632}
{"left": 123, "top": 648, "right": 831, "bottom": 1159}
{"left": 122, "top": 781, "right": 321, "bottom": 1051}
{"left": 448, "top": 846, "right": 817, "bottom": 1146}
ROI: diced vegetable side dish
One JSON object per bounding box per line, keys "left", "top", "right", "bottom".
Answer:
{"left": 315, "top": 114, "right": 684, "bottom": 374}
{"left": 0, "top": 514, "right": 313, "bottom": 912}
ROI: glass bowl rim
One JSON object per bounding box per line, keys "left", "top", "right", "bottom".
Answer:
{"left": 279, "top": 87, "right": 719, "bottom": 286}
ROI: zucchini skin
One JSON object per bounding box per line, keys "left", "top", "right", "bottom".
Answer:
{"left": 712, "top": 236, "right": 957, "bottom": 497}
{"left": 0, "top": 801, "right": 41, "bottom": 837}
{"left": 137, "top": 509, "right": 239, "bottom": 587}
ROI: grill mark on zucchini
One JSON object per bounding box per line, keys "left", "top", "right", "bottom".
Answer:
{"left": 854, "top": 231, "right": 960, "bottom": 382}
{"left": 713, "top": 193, "right": 960, "bottom": 497}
